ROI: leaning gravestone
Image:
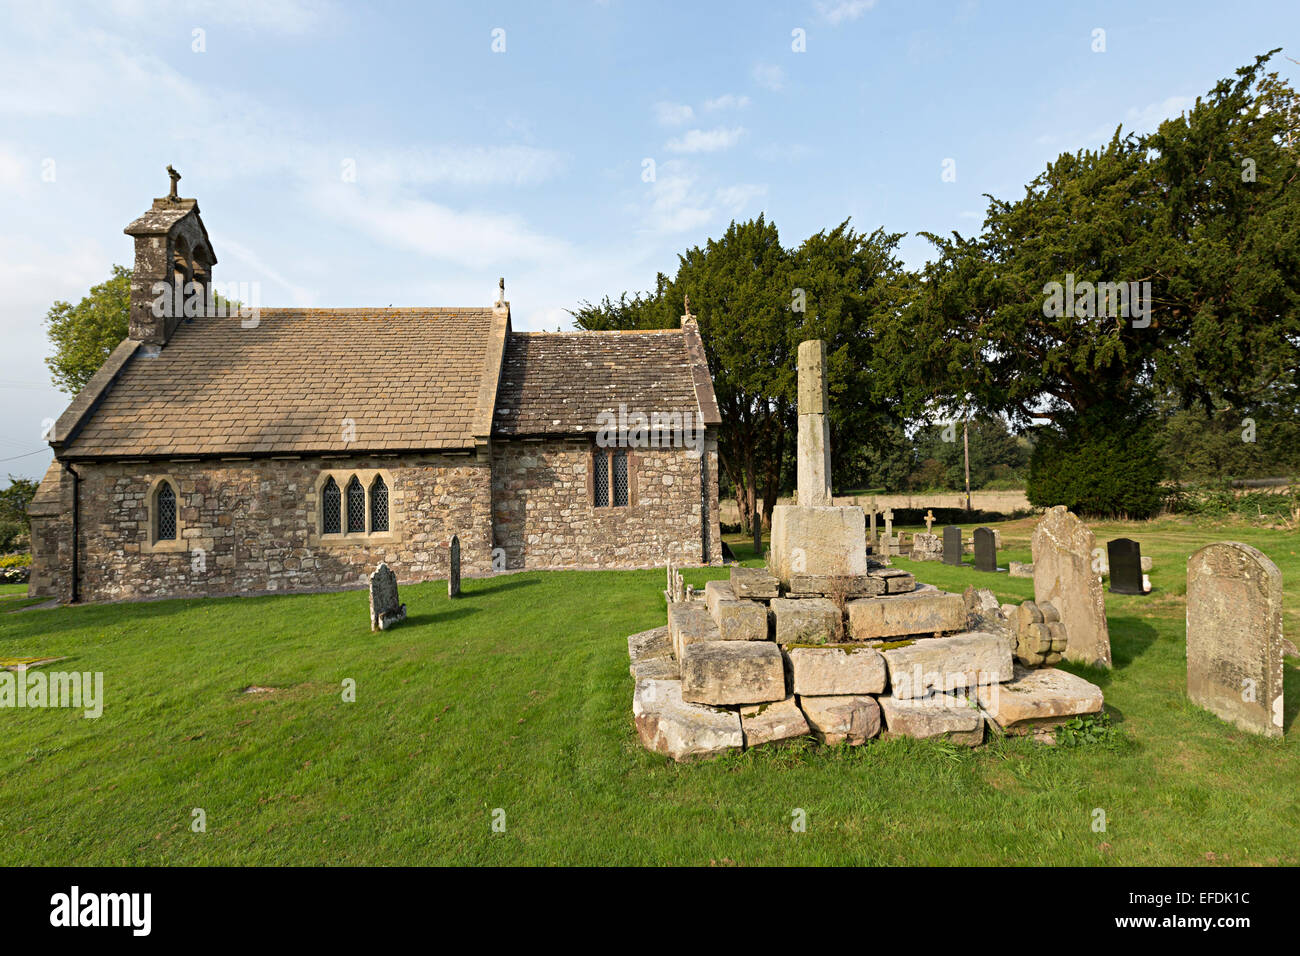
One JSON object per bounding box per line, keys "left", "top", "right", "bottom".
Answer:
{"left": 1031, "top": 506, "right": 1111, "bottom": 669}
{"left": 973, "top": 527, "right": 998, "bottom": 573}
{"left": 1186, "top": 542, "right": 1284, "bottom": 738}
{"left": 449, "top": 534, "right": 461, "bottom": 598}
{"left": 369, "top": 562, "right": 407, "bottom": 631}
{"left": 1107, "top": 538, "right": 1144, "bottom": 595}
{"left": 942, "top": 526, "right": 963, "bottom": 566}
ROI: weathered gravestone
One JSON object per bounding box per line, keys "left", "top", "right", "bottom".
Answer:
{"left": 942, "top": 526, "right": 963, "bottom": 566}
{"left": 369, "top": 562, "right": 407, "bottom": 631}
{"left": 1031, "top": 506, "right": 1111, "bottom": 669}
{"left": 1186, "top": 542, "right": 1284, "bottom": 738}
{"left": 973, "top": 527, "right": 998, "bottom": 573}
{"left": 1107, "top": 538, "right": 1144, "bottom": 595}
{"left": 448, "top": 534, "right": 461, "bottom": 598}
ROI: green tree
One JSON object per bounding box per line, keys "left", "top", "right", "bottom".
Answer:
{"left": 0, "top": 475, "right": 38, "bottom": 553}
{"left": 44, "top": 264, "right": 131, "bottom": 395}
{"left": 885, "top": 53, "right": 1300, "bottom": 517}
{"left": 572, "top": 217, "right": 910, "bottom": 530}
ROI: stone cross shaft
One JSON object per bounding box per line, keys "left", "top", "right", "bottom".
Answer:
{"left": 924, "top": 510, "right": 935, "bottom": 533}
{"left": 796, "top": 340, "right": 832, "bottom": 507}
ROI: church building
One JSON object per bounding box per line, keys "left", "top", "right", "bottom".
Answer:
{"left": 27, "top": 178, "right": 722, "bottom": 602}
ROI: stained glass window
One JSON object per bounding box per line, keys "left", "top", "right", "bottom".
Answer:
{"left": 370, "top": 475, "right": 389, "bottom": 533}
{"left": 613, "top": 450, "right": 629, "bottom": 507}
{"left": 322, "top": 477, "right": 341, "bottom": 534}
{"left": 593, "top": 449, "right": 609, "bottom": 507}
{"left": 346, "top": 476, "right": 365, "bottom": 533}
{"left": 156, "top": 482, "right": 176, "bottom": 540}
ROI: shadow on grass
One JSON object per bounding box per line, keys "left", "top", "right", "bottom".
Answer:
{"left": 1107, "top": 616, "right": 1159, "bottom": 671}
{"left": 458, "top": 576, "right": 540, "bottom": 598}
{"left": 404, "top": 606, "right": 483, "bottom": 628}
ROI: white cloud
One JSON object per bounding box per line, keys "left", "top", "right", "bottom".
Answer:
{"left": 752, "top": 63, "right": 786, "bottom": 92}
{"left": 1124, "top": 95, "right": 1195, "bottom": 132}
{"left": 356, "top": 145, "right": 568, "bottom": 188}
{"left": 307, "top": 183, "right": 571, "bottom": 270}
{"left": 666, "top": 127, "right": 745, "bottom": 154}
{"left": 816, "top": 0, "right": 878, "bottom": 25}
{"left": 715, "top": 183, "right": 767, "bottom": 214}
{"left": 654, "top": 101, "right": 695, "bottom": 126}
{"left": 642, "top": 161, "right": 714, "bottom": 235}
{"left": 755, "top": 142, "right": 814, "bottom": 162}
{"left": 703, "top": 93, "right": 750, "bottom": 111}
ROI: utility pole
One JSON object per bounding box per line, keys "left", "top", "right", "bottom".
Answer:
{"left": 963, "top": 416, "right": 972, "bottom": 512}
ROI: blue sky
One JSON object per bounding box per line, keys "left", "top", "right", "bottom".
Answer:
{"left": 1, "top": 0, "right": 1297, "bottom": 481}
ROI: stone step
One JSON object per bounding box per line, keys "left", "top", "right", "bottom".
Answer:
{"left": 846, "top": 590, "right": 967, "bottom": 640}
{"left": 878, "top": 692, "right": 985, "bottom": 746}
{"left": 975, "top": 665, "right": 1103, "bottom": 735}
{"left": 870, "top": 568, "right": 917, "bottom": 594}
{"left": 787, "top": 645, "right": 886, "bottom": 696}
{"left": 634, "top": 678, "right": 744, "bottom": 762}
{"left": 668, "top": 602, "right": 720, "bottom": 661}
{"left": 709, "top": 597, "right": 770, "bottom": 641}
{"left": 787, "top": 573, "right": 884, "bottom": 598}
{"left": 704, "top": 579, "right": 736, "bottom": 617}
{"left": 729, "top": 565, "right": 780, "bottom": 599}
{"left": 797, "top": 694, "right": 881, "bottom": 745}
{"left": 880, "top": 630, "right": 1013, "bottom": 699}
{"left": 739, "top": 696, "right": 810, "bottom": 748}
{"left": 770, "top": 596, "right": 840, "bottom": 644}
{"left": 680, "top": 640, "right": 786, "bottom": 707}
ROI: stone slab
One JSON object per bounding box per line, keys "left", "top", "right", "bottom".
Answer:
{"left": 712, "top": 598, "right": 770, "bottom": 641}
{"left": 631, "top": 657, "right": 681, "bottom": 681}
{"left": 846, "top": 590, "right": 967, "bottom": 640}
{"left": 770, "top": 596, "right": 840, "bottom": 644}
{"left": 975, "top": 665, "right": 1104, "bottom": 734}
{"left": 668, "top": 602, "right": 720, "bottom": 661}
{"left": 797, "top": 694, "right": 881, "bottom": 745}
{"left": 881, "top": 630, "right": 1013, "bottom": 699}
{"left": 680, "top": 640, "right": 786, "bottom": 706}
{"left": 769, "top": 504, "right": 867, "bottom": 586}
{"left": 633, "top": 679, "right": 744, "bottom": 761}
{"left": 878, "top": 692, "right": 985, "bottom": 746}
{"left": 704, "top": 579, "right": 736, "bottom": 617}
{"left": 787, "top": 573, "right": 885, "bottom": 598}
{"left": 740, "top": 696, "right": 811, "bottom": 748}
{"left": 787, "top": 645, "right": 886, "bottom": 696}
{"left": 628, "top": 625, "right": 672, "bottom": 663}
{"left": 729, "top": 565, "right": 780, "bottom": 599}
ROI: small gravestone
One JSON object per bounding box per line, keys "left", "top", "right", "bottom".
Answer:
{"left": 1187, "top": 542, "right": 1283, "bottom": 738}
{"left": 973, "top": 527, "right": 998, "bottom": 572}
{"left": 752, "top": 510, "right": 762, "bottom": 557}
{"left": 942, "top": 526, "right": 963, "bottom": 566}
{"left": 369, "top": 562, "right": 406, "bottom": 631}
{"left": 1107, "top": 538, "right": 1144, "bottom": 595}
{"left": 448, "top": 534, "right": 461, "bottom": 598}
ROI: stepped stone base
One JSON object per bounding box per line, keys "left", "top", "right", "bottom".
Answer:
{"left": 770, "top": 597, "right": 840, "bottom": 644}
{"left": 787, "top": 573, "right": 884, "bottom": 598}
{"left": 769, "top": 505, "right": 867, "bottom": 586}
{"left": 668, "top": 602, "right": 720, "bottom": 660}
{"left": 787, "top": 645, "right": 886, "bottom": 696}
{"left": 740, "top": 696, "right": 811, "bottom": 748}
{"left": 798, "top": 694, "right": 881, "bottom": 745}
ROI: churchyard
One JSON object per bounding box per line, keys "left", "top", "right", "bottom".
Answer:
{"left": 0, "top": 512, "right": 1295, "bottom": 866}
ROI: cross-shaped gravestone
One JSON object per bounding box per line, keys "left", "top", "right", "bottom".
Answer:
{"left": 881, "top": 509, "right": 895, "bottom": 558}
{"left": 924, "top": 510, "right": 935, "bottom": 533}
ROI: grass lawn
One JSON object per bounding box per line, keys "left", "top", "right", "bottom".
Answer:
{"left": 1, "top": 518, "right": 1297, "bottom": 866}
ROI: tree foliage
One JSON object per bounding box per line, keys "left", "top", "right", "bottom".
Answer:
{"left": 44, "top": 264, "right": 131, "bottom": 395}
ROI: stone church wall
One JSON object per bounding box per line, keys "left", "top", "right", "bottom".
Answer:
{"left": 491, "top": 433, "right": 721, "bottom": 569}
{"left": 57, "top": 453, "right": 492, "bottom": 602}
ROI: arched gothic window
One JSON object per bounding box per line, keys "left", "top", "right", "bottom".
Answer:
{"left": 369, "top": 475, "right": 389, "bottom": 533}
{"left": 346, "top": 476, "right": 366, "bottom": 533}
{"left": 155, "top": 481, "right": 177, "bottom": 541}
{"left": 322, "top": 477, "right": 341, "bottom": 534}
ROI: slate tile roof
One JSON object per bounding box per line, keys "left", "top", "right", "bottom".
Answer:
{"left": 492, "top": 330, "right": 718, "bottom": 437}
{"left": 61, "top": 309, "right": 498, "bottom": 458}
